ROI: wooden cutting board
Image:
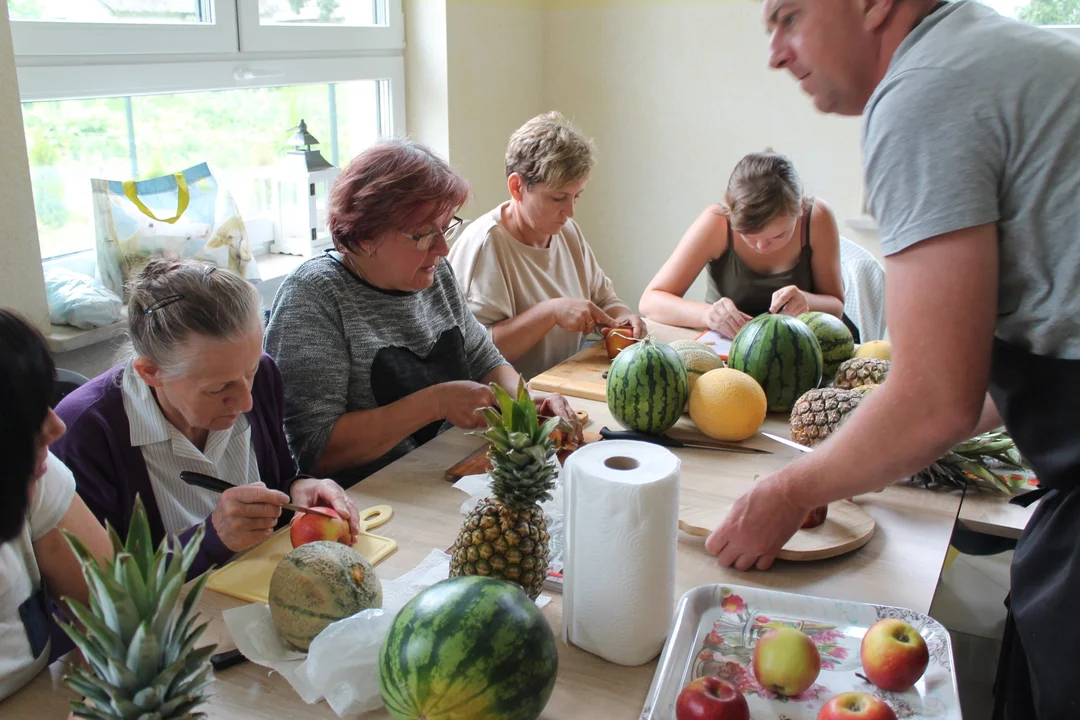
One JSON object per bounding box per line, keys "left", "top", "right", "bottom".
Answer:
{"left": 679, "top": 500, "right": 876, "bottom": 562}
{"left": 206, "top": 505, "right": 397, "bottom": 604}
{"left": 445, "top": 410, "right": 598, "bottom": 482}
{"left": 529, "top": 342, "right": 611, "bottom": 402}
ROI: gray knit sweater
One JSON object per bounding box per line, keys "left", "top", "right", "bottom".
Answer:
{"left": 264, "top": 252, "right": 507, "bottom": 484}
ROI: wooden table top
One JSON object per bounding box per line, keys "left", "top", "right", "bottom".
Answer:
{"left": 4, "top": 406, "right": 964, "bottom": 719}
{"left": 957, "top": 490, "right": 1036, "bottom": 539}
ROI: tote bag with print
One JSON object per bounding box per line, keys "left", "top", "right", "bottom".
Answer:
{"left": 92, "top": 162, "right": 259, "bottom": 298}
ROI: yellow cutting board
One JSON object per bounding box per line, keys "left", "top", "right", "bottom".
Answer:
{"left": 206, "top": 504, "right": 397, "bottom": 604}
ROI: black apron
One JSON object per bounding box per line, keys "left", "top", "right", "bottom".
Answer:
{"left": 989, "top": 338, "right": 1080, "bottom": 719}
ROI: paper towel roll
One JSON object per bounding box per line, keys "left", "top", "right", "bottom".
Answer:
{"left": 561, "top": 440, "right": 680, "bottom": 666}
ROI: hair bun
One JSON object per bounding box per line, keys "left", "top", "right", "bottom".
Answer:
{"left": 763, "top": 145, "right": 776, "bottom": 153}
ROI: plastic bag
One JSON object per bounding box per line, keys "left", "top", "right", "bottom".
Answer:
{"left": 44, "top": 268, "right": 123, "bottom": 329}
{"left": 91, "top": 162, "right": 259, "bottom": 299}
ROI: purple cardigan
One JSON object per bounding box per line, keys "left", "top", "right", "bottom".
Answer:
{"left": 51, "top": 354, "right": 301, "bottom": 579}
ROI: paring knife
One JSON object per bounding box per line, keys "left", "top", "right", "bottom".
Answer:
{"left": 599, "top": 427, "right": 771, "bottom": 455}
{"left": 179, "top": 470, "right": 337, "bottom": 518}
{"left": 761, "top": 432, "right": 814, "bottom": 453}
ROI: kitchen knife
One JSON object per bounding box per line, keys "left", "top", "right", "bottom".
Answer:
{"left": 599, "top": 427, "right": 771, "bottom": 454}
{"left": 761, "top": 432, "right": 814, "bottom": 453}
{"left": 179, "top": 470, "right": 337, "bottom": 518}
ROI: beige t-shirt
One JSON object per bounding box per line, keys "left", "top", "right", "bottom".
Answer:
{"left": 448, "top": 202, "right": 630, "bottom": 379}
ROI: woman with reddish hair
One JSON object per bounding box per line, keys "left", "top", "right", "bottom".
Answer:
{"left": 265, "top": 139, "right": 574, "bottom": 485}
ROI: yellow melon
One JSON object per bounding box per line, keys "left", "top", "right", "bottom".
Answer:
{"left": 689, "top": 368, "right": 768, "bottom": 442}
{"left": 853, "top": 340, "right": 891, "bottom": 361}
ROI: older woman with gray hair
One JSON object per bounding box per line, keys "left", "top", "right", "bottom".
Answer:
{"left": 448, "top": 111, "right": 645, "bottom": 379}
{"left": 52, "top": 258, "right": 358, "bottom": 579}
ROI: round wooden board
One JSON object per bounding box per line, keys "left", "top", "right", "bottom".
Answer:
{"left": 678, "top": 500, "right": 876, "bottom": 562}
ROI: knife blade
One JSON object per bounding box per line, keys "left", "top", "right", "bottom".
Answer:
{"left": 599, "top": 427, "right": 771, "bottom": 454}
{"left": 761, "top": 432, "right": 814, "bottom": 453}
{"left": 179, "top": 470, "right": 337, "bottom": 518}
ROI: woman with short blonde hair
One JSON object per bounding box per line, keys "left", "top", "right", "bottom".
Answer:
{"left": 640, "top": 150, "right": 848, "bottom": 339}
{"left": 449, "top": 111, "right": 645, "bottom": 379}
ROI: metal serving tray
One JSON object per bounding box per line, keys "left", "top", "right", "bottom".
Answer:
{"left": 640, "top": 584, "right": 961, "bottom": 719}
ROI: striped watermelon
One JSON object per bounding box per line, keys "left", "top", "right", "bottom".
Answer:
{"left": 798, "top": 311, "right": 855, "bottom": 382}
{"left": 378, "top": 576, "right": 557, "bottom": 720}
{"left": 607, "top": 337, "right": 689, "bottom": 434}
{"left": 728, "top": 314, "right": 823, "bottom": 412}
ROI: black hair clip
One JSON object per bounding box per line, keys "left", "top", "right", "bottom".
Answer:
{"left": 142, "top": 294, "right": 184, "bottom": 315}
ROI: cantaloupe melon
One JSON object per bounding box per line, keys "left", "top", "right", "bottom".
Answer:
{"left": 668, "top": 340, "right": 725, "bottom": 399}
{"left": 269, "top": 541, "right": 382, "bottom": 650}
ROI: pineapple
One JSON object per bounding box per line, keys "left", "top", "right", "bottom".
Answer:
{"left": 449, "top": 378, "right": 563, "bottom": 600}
{"left": 61, "top": 496, "right": 215, "bottom": 720}
{"left": 789, "top": 387, "right": 863, "bottom": 447}
{"left": 915, "top": 431, "right": 1027, "bottom": 494}
{"left": 835, "top": 357, "right": 890, "bottom": 389}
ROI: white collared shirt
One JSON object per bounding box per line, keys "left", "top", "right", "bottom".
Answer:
{"left": 121, "top": 363, "right": 260, "bottom": 534}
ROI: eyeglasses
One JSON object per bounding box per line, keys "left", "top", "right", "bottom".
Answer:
{"left": 399, "top": 216, "right": 464, "bottom": 251}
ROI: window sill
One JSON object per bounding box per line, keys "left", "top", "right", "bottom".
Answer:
{"left": 45, "top": 251, "right": 309, "bottom": 354}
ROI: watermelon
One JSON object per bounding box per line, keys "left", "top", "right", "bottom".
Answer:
{"left": 798, "top": 311, "right": 855, "bottom": 382}
{"left": 727, "top": 314, "right": 823, "bottom": 412}
{"left": 379, "top": 576, "right": 558, "bottom": 720}
{"left": 606, "top": 337, "right": 689, "bottom": 434}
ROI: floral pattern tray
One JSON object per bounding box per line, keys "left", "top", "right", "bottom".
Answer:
{"left": 640, "top": 584, "right": 960, "bottom": 719}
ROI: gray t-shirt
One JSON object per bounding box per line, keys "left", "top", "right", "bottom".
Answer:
{"left": 863, "top": 1, "right": 1080, "bottom": 358}
{"left": 264, "top": 253, "right": 507, "bottom": 482}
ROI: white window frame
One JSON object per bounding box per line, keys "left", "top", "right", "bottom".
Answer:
{"left": 237, "top": 0, "right": 404, "bottom": 53}
{"left": 9, "top": 0, "right": 404, "bottom": 57}
{"left": 15, "top": 0, "right": 406, "bottom": 268}
{"left": 10, "top": 0, "right": 240, "bottom": 57}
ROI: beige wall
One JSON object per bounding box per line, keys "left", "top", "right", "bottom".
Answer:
{"left": 543, "top": 1, "right": 865, "bottom": 308}
{"left": 0, "top": 1, "right": 48, "bottom": 328}
{"left": 404, "top": 0, "right": 450, "bottom": 158}
{"left": 406, "top": 0, "right": 546, "bottom": 220}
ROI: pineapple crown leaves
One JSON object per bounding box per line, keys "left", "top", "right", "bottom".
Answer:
{"left": 473, "top": 377, "right": 564, "bottom": 461}
{"left": 918, "top": 431, "right": 1028, "bottom": 495}
{"left": 60, "top": 495, "right": 216, "bottom": 720}
{"left": 472, "top": 377, "right": 563, "bottom": 510}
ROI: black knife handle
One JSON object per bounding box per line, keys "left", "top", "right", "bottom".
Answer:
{"left": 179, "top": 471, "right": 232, "bottom": 494}
{"left": 210, "top": 648, "right": 248, "bottom": 672}
{"left": 599, "top": 427, "right": 685, "bottom": 448}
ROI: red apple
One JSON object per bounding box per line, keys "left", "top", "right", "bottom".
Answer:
{"left": 801, "top": 505, "right": 829, "bottom": 529}
{"left": 605, "top": 328, "right": 640, "bottom": 359}
{"left": 817, "top": 692, "right": 898, "bottom": 720}
{"left": 674, "top": 676, "right": 749, "bottom": 720}
{"left": 752, "top": 627, "right": 821, "bottom": 697}
{"left": 860, "top": 618, "right": 930, "bottom": 692}
{"left": 290, "top": 507, "right": 350, "bottom": 549}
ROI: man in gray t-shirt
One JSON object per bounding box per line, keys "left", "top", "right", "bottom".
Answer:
{"left": 704, "top": 2, "right": 1080, "bottom": 717}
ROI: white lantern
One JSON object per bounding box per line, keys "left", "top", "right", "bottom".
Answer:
{"left": 270, "top": 119, "right": 341, "bottom": 257}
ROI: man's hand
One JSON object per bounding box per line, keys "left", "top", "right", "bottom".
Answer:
{"left": 705, "top": 474, "right": 808, "bottom": 571}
